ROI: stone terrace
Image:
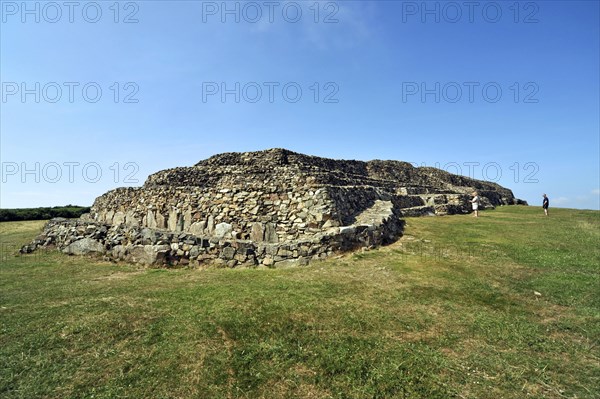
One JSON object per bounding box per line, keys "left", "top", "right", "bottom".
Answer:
{"left": 23, "top": 149, "right": 526, "bottom": 267}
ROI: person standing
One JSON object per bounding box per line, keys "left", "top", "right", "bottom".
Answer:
{"left": 542, "top": 194, "right": 549, "bottom": 216}
{"left": 471, "top": 191, "right": 480, "bottom": 217}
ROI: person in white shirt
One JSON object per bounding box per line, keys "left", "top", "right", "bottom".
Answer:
{"left": 471, "top": 191, "right": 480, "bottom": 217}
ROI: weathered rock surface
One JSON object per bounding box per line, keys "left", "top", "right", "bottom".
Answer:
{"left": 62, "top": 237, "right": 105, "bottom": 256}
{"left": 22, "top": 148, "right": 526, "bottom": 267}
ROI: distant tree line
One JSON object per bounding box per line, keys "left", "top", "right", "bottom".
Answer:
{"left": 0, "top": 205, "right": 91, "bottom": 222}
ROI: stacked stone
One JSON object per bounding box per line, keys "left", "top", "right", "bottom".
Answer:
{"left": 22, "top": 148, "right": 526, "bottom": 267}
{"left": 92, "top": 186, "right": 337, "bottom": 243}
{"left": 21, "top": 200, "right": 400, "bottom": 268}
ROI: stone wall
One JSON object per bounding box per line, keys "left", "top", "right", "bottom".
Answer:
{"left": 90, "top": 149, "right": 522, "bottom": 240}
{"left": 91, "top": 186, "right": 339, "bottom": 242}
{"left": 23, "top": 148, "right": 526, "bottom": 267}
{"left": 22, "top": 198, "right": 401, "bottom": 268}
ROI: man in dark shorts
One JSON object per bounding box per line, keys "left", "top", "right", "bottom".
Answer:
{"left": 542, "top": 194, "right": 549, "bottom": 216}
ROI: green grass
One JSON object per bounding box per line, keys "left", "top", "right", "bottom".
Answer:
{"left": 1, "top": 206, "right": 598, "bottom": 398}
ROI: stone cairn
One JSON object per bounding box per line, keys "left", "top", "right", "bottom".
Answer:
{"left": 21, "top": 149, "right": 526, "bottom": 268}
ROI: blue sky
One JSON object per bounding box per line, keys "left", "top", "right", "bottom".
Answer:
{"left": 1, "top": 0, "right": 599, "bottom": 210}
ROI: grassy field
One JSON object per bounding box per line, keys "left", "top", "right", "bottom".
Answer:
{"left": 1, "top": 206, "right": 598, "bottom": 399}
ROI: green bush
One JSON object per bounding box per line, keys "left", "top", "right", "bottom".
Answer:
{"left": 0, "top": 205, "right": 90, "bottom": 222}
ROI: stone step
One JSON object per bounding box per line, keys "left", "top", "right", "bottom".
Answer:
{"left": 397, "top": 186, "right": 444, "bottom": 195}
{"left": 399, "top": 206, "right": 435, "bottom": 217}
{"left": 353, "top": 200, "right": 394, "bottom": 226}
{"left": 408, "top": 193, "right": 470, "bottom": 207}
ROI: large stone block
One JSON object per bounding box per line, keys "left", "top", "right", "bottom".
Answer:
{"left": 113, "top": 211, "right": 125, "bottom": 225}
{"left": 147, "top": 210, "right": 157, "bottom": 228}
{"left": 183, "top": 209, "right": 192, "bottom": 231}
{"left": 125, "top": 210, "right": 139, "bottom": 227}
{"left": 220, "top": 246, "right": 236, "bottom": 260}
{"left": 127, "top": 245, "right": 158, "bottom": 265}
{"left": 250, "top": 222, "right": 264, "bottom": 242}
{"left": 265, "top": 222, "right": 278, "bottom": 243}
{"left": 207, "top": 215, "right": 215, "bottom": 235}
{"left": 215, "top": 222, "right": 232, "bottom": 238}
{"left": 189, "top": 221, "right": 206, "bottom": 236}
{"left": 168, "top": 210, "right": 179, "bottom": 231}
{"left": 63, "top": 238, "right": 105, "bottom": 255}
{"left": 156, "top": 212, "right": 166, "bottom": 229}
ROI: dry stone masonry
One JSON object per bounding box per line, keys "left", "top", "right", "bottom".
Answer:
{"left": 22, "top": 149, "right": 526, "bottom": 267}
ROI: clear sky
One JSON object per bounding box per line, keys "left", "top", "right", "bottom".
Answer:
{"left": 1, "top": 0, "right": 599, "bottom": 210}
